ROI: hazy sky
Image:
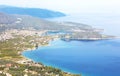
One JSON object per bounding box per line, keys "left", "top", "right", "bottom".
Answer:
{"left": 0, "top": 0, "right": 120, "bottom": 14}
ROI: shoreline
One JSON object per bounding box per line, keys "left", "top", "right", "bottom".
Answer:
{"left": 22, "top": 50, "right": 81, "bottom": 75}
{"left": 20, "top": 39, "right": 81, "bottom": 76}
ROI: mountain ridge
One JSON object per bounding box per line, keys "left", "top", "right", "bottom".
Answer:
{"left": 0, "top": 5, "right": 66, "bottom": 18}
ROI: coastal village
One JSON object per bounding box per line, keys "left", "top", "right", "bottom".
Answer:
{"left": 0, "top": 29, "right": 81, "bottom": 76}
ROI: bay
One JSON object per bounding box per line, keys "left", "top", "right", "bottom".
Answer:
{"left": 22, "top": 39, "right": 120, "bottom": 76}
{"left": 22, "top": 13, "right": 120, "bottom": 76}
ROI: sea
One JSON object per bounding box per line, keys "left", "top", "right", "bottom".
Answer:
{"left": 22, "top": 13, "right": 120, "bottom": 76}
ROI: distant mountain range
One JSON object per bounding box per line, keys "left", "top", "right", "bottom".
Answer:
{"left": 0, "top": 5, "right": 66, "bottom": 18}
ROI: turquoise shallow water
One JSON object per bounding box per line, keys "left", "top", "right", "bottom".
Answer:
{"left": 22, "top": 39, "right": 120, "bottom": 76}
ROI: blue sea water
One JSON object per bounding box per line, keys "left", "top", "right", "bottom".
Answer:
{"left": 22, "top": 39, "right": 120, "bottom": 76}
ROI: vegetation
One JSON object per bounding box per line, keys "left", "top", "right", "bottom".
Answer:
{"left": 0, "top": 35, "right": 81, "bottom": 76}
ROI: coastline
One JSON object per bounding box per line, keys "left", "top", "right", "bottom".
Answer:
{"left": 22, "top": 38, "right": 120, "bottom": 76}
{"left": 20, "top": 38, "right": 81, "bottom": 76}
{"left": 21, "top": 45, "right": 82, "bottom": 76}
{"left": 22, "top": 51, "right": 82, "bottom": 76}
{"left": 23, "top": 38, "right": 108, "bottom": 76}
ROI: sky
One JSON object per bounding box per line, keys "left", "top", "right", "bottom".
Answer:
{"left": 0, "top": 0, "right": 120, "bottom": 14}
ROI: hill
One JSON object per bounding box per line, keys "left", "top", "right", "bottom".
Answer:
{"left": 0, "top": 5, "right": 66, "bottom": 18}
{"left": 0, "top": 12, "right": 17, "bottom": 24}
{"left": 0, "top": 12, "right": 92, "bottom": 31}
